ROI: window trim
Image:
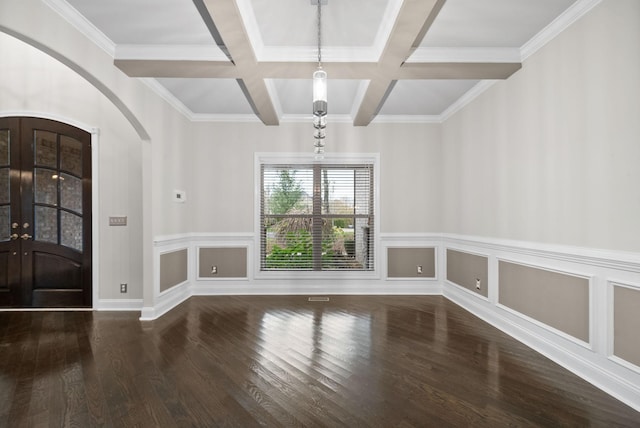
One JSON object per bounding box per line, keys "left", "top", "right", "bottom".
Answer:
{"left": 254, "top": 152, "right": 380, "bottom": 280}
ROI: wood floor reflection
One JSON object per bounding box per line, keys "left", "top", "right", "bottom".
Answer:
{"left": 1, "top": 296, "right": 638, "bottom": 427}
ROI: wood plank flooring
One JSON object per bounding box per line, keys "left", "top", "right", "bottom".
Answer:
{"left": 0, "top": 295, "right": 638, "bottom": 427}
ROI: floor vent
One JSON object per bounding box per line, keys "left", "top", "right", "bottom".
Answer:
{"left": 308, "top": 296, "right": 330, "bottom": 302}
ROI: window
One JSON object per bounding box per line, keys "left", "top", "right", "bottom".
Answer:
{"left": 258, "top": 155, "right": 376, "bottom": 272}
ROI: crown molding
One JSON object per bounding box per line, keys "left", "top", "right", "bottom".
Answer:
{"left": 42, "top": 0, "right": 115, "bottom": 56}
{"left": 139, "top": 78, "right": 194, "bottom": 120}
{"left": 435, "top": 0, "right": 603, "bottom": 124}
{"left": 115, "top": 44, "right": 229, "bottom": 61}
{"left": 521, "top": 0, "right": 603, "bottom": 61}
{"left": 439, "top": 80, "right": 497, "bottom": 122}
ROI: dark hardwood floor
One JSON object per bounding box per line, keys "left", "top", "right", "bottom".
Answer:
{"left": 0, "top": 296, "right": 638, "bottom": 427}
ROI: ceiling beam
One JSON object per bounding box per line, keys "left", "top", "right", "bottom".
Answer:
{"left": 114, "top": 60, "right": 237, "bottom": 78}
{"left": 353, "top": 0, "right": 448, "bottom": 126}
{"left": 115, "top": 58, "right": 520, "bottom": 81}
{"left": 199, "top": 0, "right": 279, "bottom": 125}
{"left": 399, "top": 62, "right": 522, "bottom": 80}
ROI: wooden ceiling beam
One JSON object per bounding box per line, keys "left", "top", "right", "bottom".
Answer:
{"left": 353, "top": 0, "right": 448, "bottom": 126}
{"left": 114, "top": 60, "right": 238, "bottom": 78}
{"left": 199, "top": 0, "right": 279, "bottom": 125}
{"left": 399, "top": 62, "right": 522, "bottom": 80}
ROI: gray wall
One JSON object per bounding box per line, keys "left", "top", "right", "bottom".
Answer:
{"left": 499, "top": 261, "right": 589, "bottom": 343}
{"left": 159, "top": 249, "right": 188, "bottom": 292}
{"left": 446, "top": 249, "right": 488, "bottom": 297}
{"left": 614, "top": 285, "right": 640, "bottom": 367}
{"left": 199, "top": 247, "right": 247, "bottom": 278}
{"left": 387, "top": 247, "right": 435, "bottom": 278}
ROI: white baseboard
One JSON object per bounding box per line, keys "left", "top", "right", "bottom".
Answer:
{"left": 96, "top": 299, "right": 143, "bottom": 311}
{"left": 140, "top": 282, "right": 190, "bottom": 321}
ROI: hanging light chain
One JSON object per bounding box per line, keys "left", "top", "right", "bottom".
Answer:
{"left": 313, "top": 0, "right": 327, "bottom": 155}
{"left": 317, "top": 0, "right": 322, "bottom": 66}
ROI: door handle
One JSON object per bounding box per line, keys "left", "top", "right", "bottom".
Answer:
{"left": 10, "top": 233, "right": 19, "bottom": 240}
{"left": 20, "top": 233, "right": 32, "bottom": 240}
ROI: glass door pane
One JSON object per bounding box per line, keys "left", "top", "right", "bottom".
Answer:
{"left": 0, "top": 130, "right": 9, "bottom": 242}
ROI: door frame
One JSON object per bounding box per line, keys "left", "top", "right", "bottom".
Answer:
{"left": 0, "top": 111, "right": 100, "bottom": 309}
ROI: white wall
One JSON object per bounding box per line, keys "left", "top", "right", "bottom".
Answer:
{"left": 441, "top": 0, "right": 640, "bottom": 253}
{"left": 0, "top": 0, "right": 197, "bottom": 302}
{"left": 189, "top": 121, "right": 442, "bottom": 234}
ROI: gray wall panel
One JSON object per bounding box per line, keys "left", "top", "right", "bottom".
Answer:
{"left": 387, "top": 247, "right": 435, "bottom": 278}
{"left": 499, "top": 261, "right": 589, "bottom": 343}
{"left": 614, "top": 285, "right": 640, "bottom": 367}
{"left": 160, "top": 249, "right": 188, "bottom": 292}
{"left": 199, "top": 247, "right": 247, "bottom": 278}
{"left": 446, "top": 249, "right": 488, "bottom": 297}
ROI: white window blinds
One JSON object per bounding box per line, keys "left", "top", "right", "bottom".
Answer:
{"left": 260, "top": 163, "right": 374, "bottom": 271}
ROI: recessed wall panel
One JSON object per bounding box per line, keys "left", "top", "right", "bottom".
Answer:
{"left": 446, "top": 249, "right": 488, "bottom": 297}
{"left": 199, "top": 247, "right": 247, "bottom": 278}
{"left": 499, "top": 261, "right": 589, "bottom": 343}
{"left": 160, "top": 249, "right": 188, "bottom": 292}
{"left": 387, "top": 247, "right": 435, "bottom": 278}
{"left": 614, "top": 285, "right": 640, "bottom": 368}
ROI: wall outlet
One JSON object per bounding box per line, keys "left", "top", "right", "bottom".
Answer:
{"left": 475, "top": 278, "right": 481, "bottom": 290}
{"left": 211, "top": 266, "right": 218, "bottom": 274}
{"left": 417, "top": 265, "right": 423, "bottom": 274}
{"left": 120, "top": 283, "right": 127, "bottom": 293}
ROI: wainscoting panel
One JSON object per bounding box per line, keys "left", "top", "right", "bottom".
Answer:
{"left": 446, "top": 249, "right": 488, "bottom": 298}
{"left": 498, "top": 260, "right": 590, "bottom": 344}
{"left": 198, "top": 247, "right": 248, "bottom": 279}
{"left": 160, "top": 248, "right": 188, "bottom": 292}
{"left": 613, "top": 282, "right": 640, "bottom": 369}
{"left": 387, "top": 247, "right": 435, "bottom": 278}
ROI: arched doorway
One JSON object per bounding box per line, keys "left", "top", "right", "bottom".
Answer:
{"left": 0, "top": 117, "right": 92, "bottom": 307}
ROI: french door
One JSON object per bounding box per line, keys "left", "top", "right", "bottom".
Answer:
{"left": 0, "top": 117, "right": 92, "bottom": 307}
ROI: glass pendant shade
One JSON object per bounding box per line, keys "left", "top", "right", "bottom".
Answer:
{"left": 313, "top": 68, "right": 328, "bottom": 116}
{"left": 313, "top": 115, "right": 326, "bottom": 129}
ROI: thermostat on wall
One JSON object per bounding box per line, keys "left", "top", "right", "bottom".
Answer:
{"left": 173, "top": 190, "right": 186, "bottom": 203}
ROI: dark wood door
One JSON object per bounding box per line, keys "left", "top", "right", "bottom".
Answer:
{"left": 0, "top": 117, "right": 92, "bottom": 307}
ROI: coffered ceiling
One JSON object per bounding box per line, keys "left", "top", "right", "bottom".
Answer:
{"left": 48, "top": 0, "right": 586, "bottom": 125}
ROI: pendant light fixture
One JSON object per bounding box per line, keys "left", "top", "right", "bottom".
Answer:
{"left": 312, "top": 0, "right": 327, "bottom": 154}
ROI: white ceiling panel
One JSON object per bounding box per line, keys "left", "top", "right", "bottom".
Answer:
{"left": 156, "top": 78, "right": 255, "bottom": 115}
{"left": 66, "top": 0, "right": 214, "bottom": 44}
{"left": 378, "top": 80, "right": 480, "bottom": 116}
{"left": 248, "top": 0, "right": 391, "bottom": 47}
{"left": 421, "top": 0, "right": 578, "bottom": 47}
